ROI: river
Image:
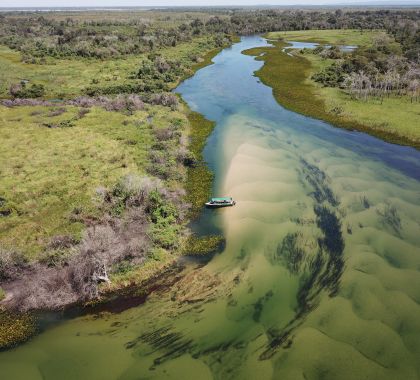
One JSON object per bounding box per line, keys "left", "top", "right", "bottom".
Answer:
{"left": 1, "top": 36, "right": 420, "bottom": 380}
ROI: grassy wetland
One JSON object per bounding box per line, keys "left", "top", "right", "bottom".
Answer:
{"left": 244, "top": 29, "right": 419, "bottom": 147}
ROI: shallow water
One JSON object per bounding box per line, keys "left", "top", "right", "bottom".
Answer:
{"left": 1, "top": 36, "right": 420, "bottom": 380}
{"left": 285, "top": 40, "right": 357, "bottom": 51}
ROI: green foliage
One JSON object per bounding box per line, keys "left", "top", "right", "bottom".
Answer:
{"left": 10, "top": 82, "right": 45, "bottom": 98}
{"left": 147, "top": 190, "right": 180, "bottom": 249}
{"left": 113, "top": 260, "right": 135, "bottom": 275}
{"left": 148, "top": 190, "right": 178, "bottom": 225}
{"left": 312, "top": 62, "right": 345, "bottom": 87}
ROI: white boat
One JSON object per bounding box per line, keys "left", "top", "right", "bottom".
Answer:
{"left": 205, "top": 197, "right": 236, "bottom": 208}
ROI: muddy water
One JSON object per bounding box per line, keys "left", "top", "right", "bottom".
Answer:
{"left": 1, "top": 36, "right": 420, "bottom": 380}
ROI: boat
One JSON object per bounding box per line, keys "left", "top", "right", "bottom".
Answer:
{"left": 205, "top": 197, "right": 236, "bottom": 208}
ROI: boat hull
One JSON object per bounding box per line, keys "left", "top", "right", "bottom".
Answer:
{"left": 205, "top": 201, "right": 236, "bottom": 208}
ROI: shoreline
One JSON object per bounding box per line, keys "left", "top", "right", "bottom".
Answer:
{"left": 0, "top": 39, "right": 233, "bottom": 351}
{"left": 243, "top": 38, "right": 419, "bottom": 150}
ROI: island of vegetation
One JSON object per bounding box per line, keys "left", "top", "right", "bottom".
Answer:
{"left": 0, "top": 7, "right": 418, "bottom": 349}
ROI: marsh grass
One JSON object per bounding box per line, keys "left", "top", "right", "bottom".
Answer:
{"left": 243, "top": 34, "right": 419, "bottom": 148}
{"left": 0, "top": 104, "right": 184, "bottom": 257}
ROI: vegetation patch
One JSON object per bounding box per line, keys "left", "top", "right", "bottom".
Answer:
{"left": 183, "top": 235, "right": 225, "bottom": 256}
{"left": 0, "top": 311, "right": 36, "bottom": 350}
{"left": 184, "top": 111, "right": 216, "bottom": 218}
{"left": 243, "top": 30, "right": 419, "bottom": 148}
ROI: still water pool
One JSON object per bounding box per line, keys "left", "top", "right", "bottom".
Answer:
{"left": 1, "top": 36, "right": 419, "bottom": 380}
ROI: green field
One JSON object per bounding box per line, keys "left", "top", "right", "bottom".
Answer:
{"left": 267, "top": 29, "right": 383, "bottom": 45}
{"left": 246, "top": 30, "right": 419, "bottom": 147}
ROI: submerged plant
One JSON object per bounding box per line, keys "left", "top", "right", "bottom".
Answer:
{"left": 377, "top": 202, "right": 402, "bottom": 235}
{"left": 183, "top": 235, "right": 225, "bottom": 256}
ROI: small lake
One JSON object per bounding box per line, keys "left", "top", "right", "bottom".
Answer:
{"left": 1, "top": 36, "right": 419, "bottom": 380}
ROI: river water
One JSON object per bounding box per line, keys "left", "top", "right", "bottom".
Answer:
{"left": 1, "top": 36, "right": 420, "bottom": 380}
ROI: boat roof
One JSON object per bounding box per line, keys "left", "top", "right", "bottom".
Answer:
{"left": 211, "top": 197, "right": 232, "bottom": 202}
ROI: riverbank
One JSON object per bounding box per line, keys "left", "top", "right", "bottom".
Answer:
{"left": 0, "top": 38, "right": 231, "bottom": 350}
{"left": 243, "top": 31, "right": 419, "bottom": 148}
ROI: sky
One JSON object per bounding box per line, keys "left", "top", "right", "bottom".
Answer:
{"left": 1, "top": 0, "right": 418, "bottom": 8}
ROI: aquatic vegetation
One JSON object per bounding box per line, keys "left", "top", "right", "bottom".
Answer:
{"left": 300, "top": 158, "right": 339, "bottom": 206}
{"left": 314, "top": 205, "right": 344, "bottom": 257}
{"left": 253, "top": 290, "right": 274, "bottom": 322}
{"left": 0, "top": 311, "right": 36, "bottom": 350}
{"left": 182, "top": 235, "right": 225, "bottom": 256}
{"left": 377, "top": 202, "right": 402, "bottom": 236}
{"left": 184, "top": 111, "right": 216, "bottom": 218}
{"left": 136, "top": 326, "right": 194, "bottom": 367}
{"left": 261, "top": 160, "right": 345, "bottom": 358}
{"left": 360, "top": 195, "right": 370, "bottom": 209}
{"left": 274, "top": 232, "right": 306, "bottom": 274}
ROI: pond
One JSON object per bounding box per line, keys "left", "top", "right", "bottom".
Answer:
{"left": 1, "top": 36, "right": 419, "bottom": 380}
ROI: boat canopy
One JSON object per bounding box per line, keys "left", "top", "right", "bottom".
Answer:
{"left": 211, "top": 197, "right": 232, "bottom": 202}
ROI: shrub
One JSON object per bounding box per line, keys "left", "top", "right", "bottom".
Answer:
{"left": 70, "top": 95, "right": 144, "bottom": 113}
{"left": 9, "top": 82, "right": 45, "bottom": 98}
{"left": 312, "top": 63, "right": 345, "bottom": 87}
{"left": 1, "top": 98, "right": 52, "bottom": 107}
{"left": 0, "top": 249, "right": 28, "bottom": 281}
{"left": 313, "top": 45, "right": 324, "bottom": 55}
{"left": 150, "top": 93, "right": 179, "bottom": 108}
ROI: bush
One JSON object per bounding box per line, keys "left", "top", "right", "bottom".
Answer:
{"left": 312, "top": 63, "right": 345, "bottom": 87}
{"left": 313, "top": 45, "right": 324, "bottom": 55}
{"left": 9, "top": 82, "right": 45, "bottom": 98}
{"left": 150, "top": 93, "right": 179, "bottom": 108}
{"left": 70, "top": 95, "right": 144, "bottom": 113}
{"left": 0, "top": 249, "right": 28, "bottom": 281}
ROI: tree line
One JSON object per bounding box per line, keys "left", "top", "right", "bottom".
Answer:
{"left": 0, "top": 9, "right": 418, "bottom": 61}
